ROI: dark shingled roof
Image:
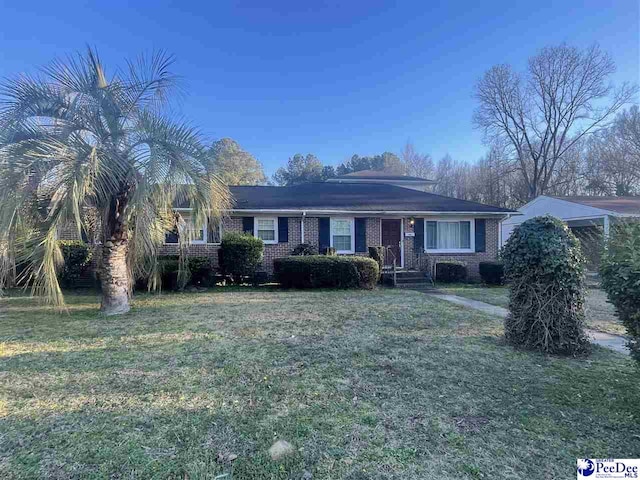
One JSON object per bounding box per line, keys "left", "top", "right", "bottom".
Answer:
{"left": 552, "top": 196, "right": 640, "bottom": 215}
{"left": 333, "top": 169, "right": 433, "bottom": 182}
{"left": 227, "top": 183, "right": 514, "bottom": 213}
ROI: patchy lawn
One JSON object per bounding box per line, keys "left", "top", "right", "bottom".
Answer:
{"left": 0, "top": 288, "right": 637, "bottom": 479}
{"left": 438, "top": 285, "right": 625, "bottom": 336}
{"left": 437, "top": 285, "right": 510, "bottom": 308}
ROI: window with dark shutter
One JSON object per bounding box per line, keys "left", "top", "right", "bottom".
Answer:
{"left": 475, "top": 219, "right": 486, "bottom": 252}
{"left": 414, "top": 218, "right": 424, "bottom": 253}
{"left": 278, "top": 217, "right": 289, "bottom": 243}
{"left": 355, "top": 218, "right": 367, "bottom": 252}
{"left": 318, "top": 218, "right": 330, "bottom": 254}
{"left": 242, "top": 217, "right": 254, "bottom": 234}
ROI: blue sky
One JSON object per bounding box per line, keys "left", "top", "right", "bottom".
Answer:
{"left": 0, "top": 1, "right": 638, "bottom": 176}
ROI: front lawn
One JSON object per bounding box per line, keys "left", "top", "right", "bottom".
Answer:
{"left": 1, "top": 289, "right": 637, "bottom": 479}
{"left": 438, "top": 285, "right": 626, "bottom": 336}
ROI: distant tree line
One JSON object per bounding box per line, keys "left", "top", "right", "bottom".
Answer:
{"left": 213, "top": 43, "right": 638, "bottom": 208}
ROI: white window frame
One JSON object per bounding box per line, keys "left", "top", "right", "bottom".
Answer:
{"left": 330, "top": 217, "right": 355, "bottom": 254}
{"left": 163, "top": 210, "right": 223, "bottom": 245}
{"left": 254, "top": 216, "right": 278, "bottom": 245}
{"left": 179, "top": 212, "right": 206, "bottom": 245}
{"left": 424, "top": 217, "right": 475, "bottom": 253}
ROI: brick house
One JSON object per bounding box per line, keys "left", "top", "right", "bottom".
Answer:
{"left": 159, "top": 173, "right": 515, "bottom": 279}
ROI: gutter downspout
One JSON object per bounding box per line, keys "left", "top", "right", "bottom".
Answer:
{"left": 301, "top": 211, "right": 306, "bottom": 243}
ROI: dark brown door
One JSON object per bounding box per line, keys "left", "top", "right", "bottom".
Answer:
{"left": 381, "top": 219, "right": 402, "bottom": 267}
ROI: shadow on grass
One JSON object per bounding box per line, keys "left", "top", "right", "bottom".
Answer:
{"left": 2, "top": 288, "right": 639, "bottom": 479}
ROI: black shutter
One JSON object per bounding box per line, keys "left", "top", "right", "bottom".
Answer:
{"left": 355, "top": 218, "right": 367, "bottom": 253}
{"left": 414, "top": 218, "right": 424, "bottom": 253}
{"left": 242, "top": 217, "right": 254, "bottom": 234}
{"left": 278, "top": 217, "right": 289, "bottom": 243}
{"left": 475, "top": 219, "right": 486, "bottom": 252}
{"left": 318, "top": 218, "right": 330, "bottom": 254}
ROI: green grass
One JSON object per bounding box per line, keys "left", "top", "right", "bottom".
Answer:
{"left": 1, "top": 288, "right": 638, "bottom": 479}
{"left": 437, "top": 285, "right": 626, "bottom": 336}
{"left": 437, "top": 285, "right": 510, "bottom": 308}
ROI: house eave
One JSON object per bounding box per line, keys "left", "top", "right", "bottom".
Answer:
{"left": 216, "top": 208, "right": 514, "bottom": 216}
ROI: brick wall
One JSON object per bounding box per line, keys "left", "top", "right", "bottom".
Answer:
{"left": 403, "top": 217, "right": 500, "bottom": 279}
{"left": 302, "top": 216, "right": 319, "bottom": 250}
{"left": 365, "top": 217, "right": 381, "bottom": 249}
{"left": 261, "top": 217, "right": 301, "bottom": 272}
{"left": 159, "top": 216, "right": 303, "bottom": 274}
{"left": 158, "top": 217, "right": 245, "bottom": 269}
{"left": 61, "top": 214, "right": 501, "bottom": 279}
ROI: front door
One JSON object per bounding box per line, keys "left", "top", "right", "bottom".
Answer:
{"left": 381, "top": 219, "right": 402, "bottom": 267}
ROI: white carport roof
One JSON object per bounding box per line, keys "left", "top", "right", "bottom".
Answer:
{"left": 550, "top": 196, "right": 640, "bottom": 216}
{"left": 503, "top": 195, "right": 640, "bottom": 226}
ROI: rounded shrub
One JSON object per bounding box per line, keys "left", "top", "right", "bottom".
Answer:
{"left": 435, "top": 261, "right": 467, "bottom": 283}
{"left": 502, "top": 215, "right": 589, "bottom": 355}
{"left": 600, "top": 220, "right": 640, "bottom": 363}
{"left": 219, "top": 233, "right": 264, "bottom": 283}
{"left": 57, "top": 240, "right": 92, "bottom": 287}
{"left": 479, "top": 261, "right": 504, "bottom": 285}
{"left": 186, "top": 257, "right": 216, "bottom": 287}
{"left": 274, "top": 255, "right": 379, "bottom": 289}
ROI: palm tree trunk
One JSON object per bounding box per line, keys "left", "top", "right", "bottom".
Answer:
{"left": 100, "top": 234, "right": 130, "bottom": 315}
{"left": 100, "top": 194, "right": 131, "bottom": 315}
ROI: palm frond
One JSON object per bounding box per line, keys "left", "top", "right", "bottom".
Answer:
{"left": 0, "top": 48, "right": 230, "bottom": 306}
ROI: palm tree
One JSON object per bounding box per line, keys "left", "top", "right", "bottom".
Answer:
{"left": 0, "top": 49, "right": 230, "bottom": 315}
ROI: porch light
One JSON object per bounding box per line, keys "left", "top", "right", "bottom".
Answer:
{"left": 409, "top": 217, "right": 415, "bottom": 226}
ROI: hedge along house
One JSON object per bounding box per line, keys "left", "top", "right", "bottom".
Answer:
{"left": 160, "top": 172, "right": 515, "bottom": 279}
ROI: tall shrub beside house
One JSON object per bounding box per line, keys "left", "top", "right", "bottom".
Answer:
{"left": 601, "top": 220, "right": 640, "bottom": 363}
{"left": 219, "top": 233, "right": 264, "bottom": 283}
{"left": 502, "top": 215, "right": 590, "bottom": 355}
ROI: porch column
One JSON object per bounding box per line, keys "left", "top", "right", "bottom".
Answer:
{"left": 603, "top": 215, "right": 610, "bottom": 238}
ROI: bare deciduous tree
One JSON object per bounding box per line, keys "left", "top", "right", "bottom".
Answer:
{"left": 400, "top": 141, "right": 434, "bottom": 179}
{"left": 474, "top": 43, "right": 637, "bottom": 200}
{"left": 583, "top": 106, "right": 640, "bottom": 196}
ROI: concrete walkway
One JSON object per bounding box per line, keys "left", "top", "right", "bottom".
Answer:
{"left": 426, "top": 292, "right": 629, "bottom": 356}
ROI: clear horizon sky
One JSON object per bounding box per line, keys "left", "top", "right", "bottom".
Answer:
{"left": 1, "top": 1, "right": 638, "bottom": 176}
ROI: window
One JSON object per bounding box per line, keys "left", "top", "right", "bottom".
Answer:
{"left": 164, "top": 211, "right": 222, "bottom": 245}
{"left": 207, "top": 220, "right": 223, "bottom": 244}
{"left": 331, "top": 218, "right": 354, "bottom": 253}
{"left": 255, "top": 217, "right": 277, "bottom": 244}
{"left": 425, "top": 220, "right": 473, "bottom": 252}
{"left": 186, "top": 221, "right": 205, "bottom": 243}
